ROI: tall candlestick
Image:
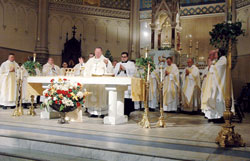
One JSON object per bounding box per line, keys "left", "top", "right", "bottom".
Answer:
{"left": 196, "top": 41, "right": 199, "bottom": 49}
{"left": 33, "top": 53, "right": 36, "bottom": 62}
{"left": 189, "top": 40, "right": 192, "bottom": 46}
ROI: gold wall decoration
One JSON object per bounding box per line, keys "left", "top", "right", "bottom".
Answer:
{"left": 83, "top": 0, "right": 100, "bottom": 6}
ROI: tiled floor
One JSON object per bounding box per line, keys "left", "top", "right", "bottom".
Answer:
{"left": 0, "top": 108, "right": 249, "bottom": 161}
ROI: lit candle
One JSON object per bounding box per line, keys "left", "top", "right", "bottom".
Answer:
{"left": 33, "top": 53, "right": 36, "bottom": 62}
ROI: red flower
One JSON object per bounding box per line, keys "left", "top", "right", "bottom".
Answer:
{"left": 59, "top": 100, "right": 62, "bottom": 104}
{"left": 50, "top": 79, "right": 54, "bottom": 83}
{"left": 63, "top": 78, "right": 67, "bottom": 81}
{"left": 57, "top": 90, "right": 62, "bottom": 94}
{"left": 55, "top": 100, "right": 58, "bottom": 104}
{"left": 67, "top": 94, "right": 71, "bottom": 98}
{"left": 48, "top": 89, "right": 51, "bottom": 91}
{"left": 76, "top": 102, "right": 81, "bottom": 107}
{"left": 45, "top": 93, "right": 49, "bottom": 97}
{"left": 77, "top": 83, "right": 81, "bottom": 86}
{"left": 69, "top": 89, "right": 72, "bottom": 92}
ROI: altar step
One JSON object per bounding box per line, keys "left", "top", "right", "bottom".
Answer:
{"left": 0, "top": 145, "right": 100, "bottom": 161}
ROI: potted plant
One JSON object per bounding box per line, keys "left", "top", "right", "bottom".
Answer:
{"left": 42, "top": 78, "right": 89, "bottom": 124}
{"left": 136, "top": 57, "right": 156, "bottom": 79}
{"left": 23, "top": 61, "right": 42, "bottom": 76}
{"left": 209, "top": 21, "right": 244, "bottom": 62}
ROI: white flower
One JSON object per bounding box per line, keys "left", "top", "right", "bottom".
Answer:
{"left": 65, "top": 99, "right": 74, "bottom": 106}
{"left": 77, "top": 92, "right": 83, "bottom": 99}
{"left": 53, "top": 97, "right": 57, "bottom": 101}
{"left": 48, "top": 97, "right": 52, "bottom": 100}
{"left": 43, "top": 89, "right": 48, "bottom": 95}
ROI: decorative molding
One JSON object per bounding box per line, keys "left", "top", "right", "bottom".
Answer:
{"left": 49, "top": 2, "right": 130, "bottom": 19}
{"left": 180, "top": 3, "right": 225, "bottom": 16}
{"left": 140, "top": 10, "right": 152, "bottom": 20}
{"left": 236, "top": 0, "right": 250, "bottom": 9}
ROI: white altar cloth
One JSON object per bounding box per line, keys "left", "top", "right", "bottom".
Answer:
{"left": 27, "top": 76, "right": 131, "bottom": 125}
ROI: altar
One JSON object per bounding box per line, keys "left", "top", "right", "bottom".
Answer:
{"left": 27, "top": 76, "right": 132, "bottom": 125}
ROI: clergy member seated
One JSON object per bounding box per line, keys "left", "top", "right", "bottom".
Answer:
{"left": 0, "top": 53, "right": 19, "bottom": 109}
{"left": 201, "top": 49, "right": 234, "bottom": 123}
{"left": 84, "top": 47, "right": 113, "bottom": 116}
{"left": 114, "top": 52, "right": 136, "bottom": 116}
{"left": 181, "top": 58, "right": 201, "bottom": 112}
{"left": 42, "top": 57, "right": 61, "bottom": 76}
{"left": 74, "top": 56, "right": 85, "bottom": 76}
{"left": 163, "top": 57, "right": 180, "bottom": 112}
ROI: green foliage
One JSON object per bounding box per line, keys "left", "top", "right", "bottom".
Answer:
{"left": 23, "top": 61, "right": 42, "bottom": 76}
{"left": 209, "top": 21, "right": 244, "bottom": 56}
{"left": 104, "top": 49, "right": 113, "bottom": 62}
{"left": 136, "top": 57, "right": 156, "bottom": 80}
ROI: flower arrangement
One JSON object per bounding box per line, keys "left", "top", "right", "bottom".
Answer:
{"left": 42, "top": 78, "right": 88, "bottom": 112}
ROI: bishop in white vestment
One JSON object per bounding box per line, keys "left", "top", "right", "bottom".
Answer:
{"left": 181, "top": 58, "right": 201, "bottom": 112}
{"left": 0, "top": 54, "right": 19, "bottom": 108}
{"left": 201, "top": 50, "right": 234, "bottom": 120}
{"left": 163, "top": 57, "right": 180, "bottom": 112}
{"left": 74, "top": 57, "right": 85, "bottom": 76}
{"left": 84, "top": 47, "right": 113, "bottom": 116}
{"left": 42, "top": 58, "right": 61, "bottom": 76}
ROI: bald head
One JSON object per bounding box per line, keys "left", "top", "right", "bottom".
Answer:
{"left": 187, "top": 58, "right": 194, "bottom": 67}
{"left": 208, "top": 50, "right": 216, "bottom": 60}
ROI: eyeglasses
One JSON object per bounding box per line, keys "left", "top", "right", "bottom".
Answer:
{"left": 121, "top": 56, "right": 128, "bottom": 58}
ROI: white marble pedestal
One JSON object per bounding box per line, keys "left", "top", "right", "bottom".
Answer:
{"left": 40, "top": 106, "right": 60, "bottom": 119}
{"left": 104, "top": 86, "right": 128, "bottom": 125}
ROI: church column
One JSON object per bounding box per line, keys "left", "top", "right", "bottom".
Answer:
{"left": 129, "top": 0, "right": 140, "bottom": 59}
{"left": 35, "top": 0, "right": 49, "bottom": 63}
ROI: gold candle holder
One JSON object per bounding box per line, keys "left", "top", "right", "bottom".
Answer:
{"left": 27, "top": 95, "right": 36, "bottom": 116}
{"left": 138, "top": 80, "right": 151, "bottom": 128}
{"left": 216, "top": 39, "right": 245, "bottom": 147}
{"left": 156, "top": 67, "right": 166, "bottom": 128}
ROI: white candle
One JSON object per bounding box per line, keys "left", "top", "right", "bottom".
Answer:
{"left": 160, "top": 65, "right": 163, "bottom": 82}
{"left": 196, "top": 41, "right": 199, "bottom": 48}
{"left": 33, "top": 53, "right": 36, "bottom": 62}
{"left": 147, "top": 63, "right": 150, "bottom": 81}
{"left": 145, "top": 47, "right": 148, "bottom": 58}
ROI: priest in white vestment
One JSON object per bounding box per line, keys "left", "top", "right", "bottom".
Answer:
{"left": 163, "top": 57, "right": 180, "bottom": 112}
{"left": 201, "top": 50, "right": 234, "bottom": 121}
{"left": 114, "top": 52, "right": 136, "bottom": 116}
{"left": 181, "top": 58, "right": 201, "bottom": 112}
{"left": 0, "top": 54, "right": 19, "bottom": 108}
{"left": 60, "top": 62, "right": 68, "bottom": 76}
{"left": 149, "top": 68, "right": 160, "bottom": 111}
{"left": 42, "top": 58, "right": 61, "bottom": 76}
{"left": 84, "top": 47, "right": 113, "bottom": 116}
{"left": 74, "top": 57, "right": 85, "bottom": 76}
